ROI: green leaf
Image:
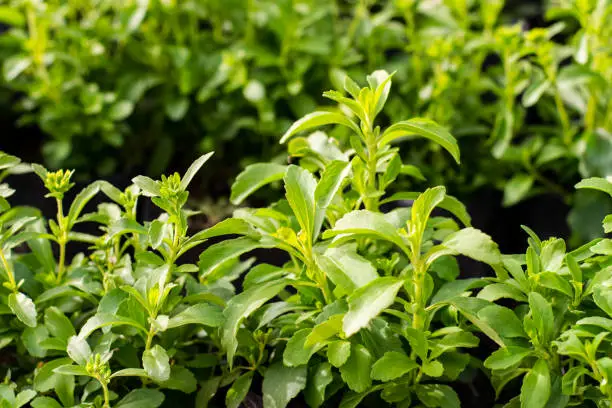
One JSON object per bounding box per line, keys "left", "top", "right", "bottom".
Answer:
{"left": 477, "top": 284, "right": 527, "bottom": 302}
{"left": 422, "top": 360, "right": 444, "bottom": 377}
{"left": 15, "top": 389, "right": 36, "bottom": 408}
{"left": 109, "top": 100, "right": 134, "bottom": 121}
{"left": 180, "top": 152, "right": 214, "bottom": 190}
{"left": 380, "top": 118, "right": 460, "bottom": 164}
{"left": 575, "top": 177, "right": 612, "bottom": 197}
{"left": 66, "top": 336, "right": 91, "bottom": 366}
{"left": 484, "top": 347, "right": 533, "bottom": 370}
{"left": 198, "top": 237, "right": 262, "bottom": 279}
{"left": 230, "top": 163, "right": 288, "bottom": 205}
{"left": 381, "top": 192, "right": 471, "bottom": 226}
{"left": 478, "top": 305, "right": 526, "bottom": 339}
{"left": 31, "top": 397, "right": 62, "bottom": 408}
{"left": 343, "top": 277, "right": 403, "bottom": 337}
{"left": 222, "top": 280, "right": 286, "bottom": 366}
{"left": 0, "top": 6, "right": 25, "bottom": 26}
{"left": 536, "top": 272, "right": 573, "bottom": 298}
{"left": 8, "top": 292, "right": 37, "bottom": 327}
{"left": 226, "top": 372, "right": 254, "bottom": 408}
{"left": 305, "top": 362, "right": 333, "bottom": 408}
{"left": 441, "top": 228, "right": 501, "bottom": 265}
{"left": 340, "top": 344, "right": 372, "bottom": 393}
{"left": 324, "top": 210, "right": 408, "bottom": 253}
{"left": 528, "top": 293, "right": 554, "bottom": 343}
{"left": 34, "top": 358, "right": 73, "bottom": 392}
{"left": 327, "top": 340, "right": 351, "bottom": 367}
{"left": 3, "top": 55, "right": 31, "bottom": 81}
{"left": 132, "top": 176, "right": 161, "bottom": 197}
{"left": 314, "top": 160, "right": 351, "bottom": 237}
{"left": 371, "top": 351, "right": 418, "bottom": 381}
{"left": 414, "top": 384, "right": 460, "bottom": 408}
{"left": 283, "top": 328, "right": 326, "bottom": 367}
{"left": 78, "top": 313, "right": 147, "bottom": 338}
{"left": 280, "top": 111, "right": 360, "bottom": 144}
{"left": 143, "top": 345, "right": 171, "bottom": 382}
{"left": 521, "top": 359, "right": 551, "bottom": 408}
{"left": 110, "top": 368, "right": 148, "bottom": 378}
{"left": 148, "top": 220, "right": 165, "bottom": 249}
{"left": 115, "top": 389, "right": 165, "bottom": 408}
{"left": 44, "top": 307, "right": 75, "bottom": 342}
{"left": 503, "top": 174, "right": 534, "bottom": 206}
{"left": 409, "top": 186, "right": 446, "bottom": 242}
{"left": 522, "top": 78, "right": 551, "bottom": 107}
{"left": 67, "top": 182, "right": 101, "bottom": 228}
{"left": 284, "top": 165, "right": 317, "bottom": 239}
{"left": 317, "top": 247, "right": 378, "bottom": 293}
{"left": 167, "top": 303, "right": 223, "bottom": 328}
{"left": 591, "top": 239, "right": 612, "bottom": 255}
{"left": 262, "top": 363, "right": 307, "bottom": 408}
{"left": 53, "top": 365, "right": 90, "bottom": 377}
{"left": 593, "top": 287, "right": 612, "bottom": 318}
{"left": 430, "top": 278, "right": 485, "bottom": 305}
{"left": 157, "top": 366, "right": 197, "bottom": 393}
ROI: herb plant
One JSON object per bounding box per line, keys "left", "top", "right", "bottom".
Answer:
{"left": 482, "top": 177, "right": 612, "bottom": 407}
{"left": 192, "top": 70, "right": 509, "bottom": 407}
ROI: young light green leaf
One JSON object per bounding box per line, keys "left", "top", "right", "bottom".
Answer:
{"left": 180, "top": 152, "right": 214, "bottom": 190}
{"left": 283, "top": 328, "right": 326, "bottom": 367}
{"left": 8, "top": 292, "right": 37, "bottom": 328}
{"left": 222, "top": 280, "right": 287, "bottom": 367}
{"left": 521, "top": 359, "right": 551, "bottom": 408}
{"left": 143, "top": 345, "right": 171, "bottom": 382}
{"left": 284, "top": 165, "right": 317, "bottom": 239}
{"left": 327, "top": 340, "right": 351, "bottom": 367}
{"left": 280, "top": 111, "right": 360, "bottom": 144}
{"left": 340, "top": 344, "right": 372, "bottom": 393}
{"left": 379, "top": 118, "right": 460, "bottom": 164}
{"left": 132, "top": 176, "right": 161, "bottom": 197}
{"left": 575, "top": 177, "right": 612, "bottom": 197}
{"left": 371, "top": 351, "right": 418, "bottom": 381}
{"left": 31, "top": 397, "right": 63, "bottom": 408}
{"left": 53, "top": 365, "right": 90, "bottom": 377}
{"left": 66, "top": 182, "right": 101, "bottom": 228}
{"left": 343, "top": 277, "right": 403, "bottom": 337}
{"left": 78, "top": 313, "right": 147, "bottom": 339}
{"left": 381, "top": 192, "right": 471, "bottom": 226}
{"left": 441, "top": 227, "right": 502, "bottom": 265}
{"left": 503, "top": 174, "right": 534, "bottom": 206}
{"left": 66, "top": 336, "right": 91, "bottom": 366}
{"left": 316, "top": 248, "right": 378, "bottom": 294}
{"left": 528, "top": 292, "right": 554, "bottom": 343}
{"left": 167, "top": 303, "right": 224, "bottom": 329}
{"left": 324, "top": 210, "right": 408, "bottom": 253}
{"left": 230, "top": 163, "right": 288, "bottom": 204}
{"left": 262, "top": 363, "right": 307, "bottom": 408}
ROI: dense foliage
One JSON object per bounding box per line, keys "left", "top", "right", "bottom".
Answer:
{"left": 1, "top": 71, "right": 612, "bottom": 407}
{"left": 1, "top": 0, "right": 611, "bottom": 241}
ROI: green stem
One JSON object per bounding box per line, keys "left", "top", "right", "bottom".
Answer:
{"left": 553, "top": 89, "right": 571, "bottom": 145}
{"left": 0, "top": 249, "right": 17, "bottom": 292}
{"left": 364, "top": 127, "right": 379, "bottom": 211}
{"left": 98, "top": 378, "right": 110, "bottom": 408}
{"left": 56, "top": 198, "right": 67, "bottom": 284}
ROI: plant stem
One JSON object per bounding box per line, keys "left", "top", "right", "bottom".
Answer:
{"left": 98, "top": 377, "right": 110, "bottom": 408}
{"left": 553, "top": 90, "right": 571, "bottom": 145}
{"left": 411, "top": 259, "right": 426, "bottom": 331}
{"left": 0, "top": 249, "right": 17, "bottom": 291}
{"left": 364, "top": 126, "right": 379, "bottom": 211}
{"left": 56, "top": 198, "right": 67, "bottom": 284}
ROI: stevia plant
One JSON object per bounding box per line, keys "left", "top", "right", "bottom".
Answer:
{"left": 0, "top": 151, "right": 239, "bottom": 407}
{"left": 193, "top": 70, "right": 512, "bottom": 407}
{"left": 482, "top": 177, "right": 612, "bottom": 408}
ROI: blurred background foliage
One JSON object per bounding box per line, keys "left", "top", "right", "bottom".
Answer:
{"left": 0, "top": 0, "right": 611, "bottom": 244}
